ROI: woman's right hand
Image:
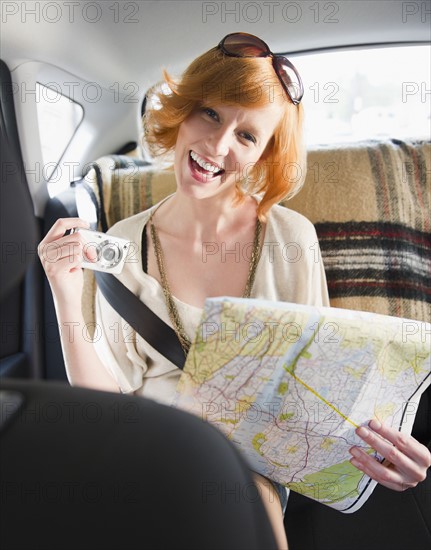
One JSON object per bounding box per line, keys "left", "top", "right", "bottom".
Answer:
{"left": 38, "top": 217, "right": 120, "bottom": 393}
{"left": 38, "top": 218, "right": 94, "bottom": 306}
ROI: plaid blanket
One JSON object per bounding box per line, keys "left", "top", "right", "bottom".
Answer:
{"left": 285, "top": 139, "right": 430, "bottom": 322}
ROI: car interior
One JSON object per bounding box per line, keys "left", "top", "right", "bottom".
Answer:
{"left": 1, "top": 1, "right": 430, "bottom": 549}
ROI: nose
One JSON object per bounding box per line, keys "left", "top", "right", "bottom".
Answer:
{"left": 205, "top": 126, "right": 232, "bottom": 158}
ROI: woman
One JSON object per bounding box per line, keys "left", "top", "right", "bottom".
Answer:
{"left": 39, "top": 33, "right": 431, "bottom": 550}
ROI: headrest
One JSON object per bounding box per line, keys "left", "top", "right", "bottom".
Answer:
{"left": 74, "top": 155, "right": 176, "bottom": 231}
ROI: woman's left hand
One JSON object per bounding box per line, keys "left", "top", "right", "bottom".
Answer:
{"left": 349, "top": 419, "right": 431, "bottom": 491}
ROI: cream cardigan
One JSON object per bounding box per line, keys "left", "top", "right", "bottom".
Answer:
{"left": 94, "top": 202, "right": 330, "bottom": 405}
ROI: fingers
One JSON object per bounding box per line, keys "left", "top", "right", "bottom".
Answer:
{"left": 349, "top": 447, "right": 407, "bottom": 492}
{"left": 41, "top": 237, "right": 86, "bottom": 275}
{"left": 349, "top": 419, "right": 431, "bottom": 491}
{"left": 39, "top": 218, "right": 89, "bottom": 248}
{"left": 38, "top": 218, "right": 92, "bottom": 283}
{"left": 367, "top": 419, "right": 431, "bottom": 468}
{"left": 38, "top": 218, "right": 88, "bottom": 263}
{"left": 82, "top": 240, "right": 99, "bottom": 262}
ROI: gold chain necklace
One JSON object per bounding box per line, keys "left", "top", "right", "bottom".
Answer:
{"left": 149, "top": 211, "right": 262, "bottom": 357}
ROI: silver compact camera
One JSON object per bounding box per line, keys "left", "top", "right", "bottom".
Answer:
{"left": 74, "top": 228, "right": 131, "bottom": 274}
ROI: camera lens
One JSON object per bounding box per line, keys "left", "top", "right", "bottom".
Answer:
{"left": 102, "top": 247, "right": 117, "bottom": 262}
{"left": 98, "top": 241, "right": 122, "bottom": 268}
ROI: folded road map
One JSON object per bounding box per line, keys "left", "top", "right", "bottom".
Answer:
{"left": 173, "top": 297, "right": 431, "bottom": 513}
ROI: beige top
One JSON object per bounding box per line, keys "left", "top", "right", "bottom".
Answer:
{"left": 94, "top": 202, "right": 330, "bottom": 405}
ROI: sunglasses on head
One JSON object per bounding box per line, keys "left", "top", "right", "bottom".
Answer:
{"left": 218, "top": 32, "right": 304, "bottom": 106}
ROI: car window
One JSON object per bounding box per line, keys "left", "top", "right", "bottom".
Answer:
{"left": 290, "top": 44, "right": 430, "bottom": 145}
{"left": 36, "top": 83, "right": 83, "bottom": 192}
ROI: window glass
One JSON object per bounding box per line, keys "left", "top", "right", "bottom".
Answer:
{"left": 291, "top": 45, "right": 430, "bottom": 146}
{"left": 35, "top": 83, "right": 83, "bottom": 194}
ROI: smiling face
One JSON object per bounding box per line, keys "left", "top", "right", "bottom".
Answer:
{"left": 173, "top": 100, "right": 284, "bottom": 201}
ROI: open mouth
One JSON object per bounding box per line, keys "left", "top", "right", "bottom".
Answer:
{"left": 189, "top": 150, "right": 225, "bottom": 179}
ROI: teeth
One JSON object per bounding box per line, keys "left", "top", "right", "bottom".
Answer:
{"left": 190, "top": 151, "right": 221, "bottom": 173}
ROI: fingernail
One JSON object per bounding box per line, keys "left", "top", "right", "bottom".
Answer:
{"left": 357, "top": 427, "right": 369, "bottom": 438}
{"left": 350, "top": 447, "right": 361, "bottom": 458}
{"left": 370, "top": 419, "right": 381, "bottom": 430}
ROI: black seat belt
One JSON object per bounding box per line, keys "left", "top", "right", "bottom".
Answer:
{"left": 94, "top": 271, "right": 186, "bottom": 369}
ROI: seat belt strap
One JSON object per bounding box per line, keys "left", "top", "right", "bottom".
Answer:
{"left": 94, "top": 271, "right": 186, "bottom": 369}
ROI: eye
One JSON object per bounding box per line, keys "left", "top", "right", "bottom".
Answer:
{"left": 239, "top": 131, "right": 257, "bottom": 144}
{"left": 202, "top": 107, "right": 219, "bottom": 121}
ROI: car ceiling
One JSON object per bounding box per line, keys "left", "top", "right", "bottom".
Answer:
{"left": 2, "top": 0, "right": 430, "bottom": 93}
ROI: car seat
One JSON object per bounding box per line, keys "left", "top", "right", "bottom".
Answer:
{"left": 0, "top": 377, "right": 278, "bottom": 550}
{"left": 0, "top": 59, "right": 42, "bottom": 379}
